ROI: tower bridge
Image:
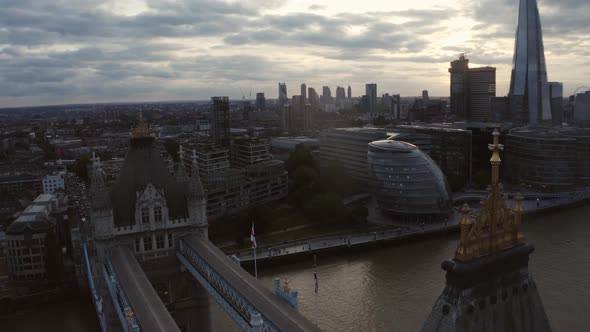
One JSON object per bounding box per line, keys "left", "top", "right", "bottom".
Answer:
{"left": 81, "top": 115, "right": 319, "bottom": 332}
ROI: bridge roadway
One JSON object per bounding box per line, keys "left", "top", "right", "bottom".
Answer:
{"left": 180, "top": 236, "right": 321, "bottom": 332}
{"left": 110, "top": 246, "right": 180, "bottom": 332}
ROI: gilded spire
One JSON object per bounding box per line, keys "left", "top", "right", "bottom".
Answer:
{"left": 455, "top": 129, "right": 526, "bottom": 262}
{"left": 133, "top": 111, "right": 151, "bottom": 138}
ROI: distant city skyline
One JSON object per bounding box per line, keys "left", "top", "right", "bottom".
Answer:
{"left": 1, "top": 0, "right": 589, "bottom": 108}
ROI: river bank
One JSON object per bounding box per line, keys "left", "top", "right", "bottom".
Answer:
{"left": 233, "top": 193, "right": 590, "bottom": 266}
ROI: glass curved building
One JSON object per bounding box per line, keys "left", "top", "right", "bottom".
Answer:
{"left": 368, "top": 140, "right": 452, "bottom": 219}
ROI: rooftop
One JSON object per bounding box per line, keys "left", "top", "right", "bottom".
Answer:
{"left": 369, "top": 140, "right": 417, "bottom": 152}
{"left": 508, "top": 125, "right": 590, "bottom": 140}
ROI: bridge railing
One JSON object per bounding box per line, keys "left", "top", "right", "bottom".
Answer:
{"left": 83, "top": 243, "right": 107, "bottom": 332}
{"left": 177, "top": 238, "right": 276, "bottom": 332}
{"left": 103, "top": 255, "right": 141, "bottom": 332}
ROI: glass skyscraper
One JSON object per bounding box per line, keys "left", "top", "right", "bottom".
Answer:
{"left": 509, "top": 0, "right": 551, "bottom": 125}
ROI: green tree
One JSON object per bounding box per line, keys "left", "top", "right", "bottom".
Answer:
{"left": 248, "top": 205, "right": 273, "bottom": 235}
{"left": 72, "top": 155, "right": 91, "bottom": 182}
{"left": 303, "top": 193, "right": 345, "bottom": 224}
{"left": 164, "top": 139, "right": 180, "bottom": 161}
{"left": 354, "top": 119, "right": 367, "bottom": 127}
{"left": 290, "top": 166, "right": 320, "bottom": 206}
{"left": 286, "top": 145, "right": 317, "bottom": 173}
{"left": 319, "top": 160, "right": 364, "bottom": 196}
{"left": 373, "top": 115, "right": 388, "bottom": 126}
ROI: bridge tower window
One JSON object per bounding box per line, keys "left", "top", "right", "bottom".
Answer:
{"left": 154, "top": 206, "right": 163, "bottom": 222}
{"left": 168, "top": 234, "right": 174, "bottom": 248}
{"left": 141, "top": 207, "right": 150, "bottom": 224}
{"left": 156, "top": 235, "right": 165, "bottom": 249}
{"left": 144, "top": 236, "right": 153, "bottom": 251}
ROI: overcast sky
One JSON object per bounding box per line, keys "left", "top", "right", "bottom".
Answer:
{"left": 1, "top": 0, "right": 589, "bottom": 107}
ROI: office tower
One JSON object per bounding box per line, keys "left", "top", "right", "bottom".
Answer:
{"left": 549, "top": 82, "right": 564, "bottom": 124}
{"left": 336, "top": 87, "right": 346, "bottom": 101}
{"left": 366, "top": 84, "right": 377, "bottom": 113}
{"left": 322, "top": 86, "right": 332, "bottom": 104}
{"left": 574, "top": 91, "right": 590, "bottom": 125}
{"left": 392, "top": 94, "right": 401, "bottom": 119}
{"left": 449, "top": 55, "right": 497, "bottom": 121}
{"left": 509, "top": 0, "right": 551, "bottom": 125}
{"left": 292, "top": 95, "right": 301, "bottom": 112}
{"left": 301, "top": 83, "right": 307, "bottom": 103}
{"left": 211, "top": 97, "right": 230, "bottom": 148}
{"left": 308, "top": 87, "right": 319, "bottom": 111}
{"left": 256, "top": 92, "right": 266, "bottom": 110}
{"left": 278, "top": 83, "right": 288, "bottom": 108}
{"left": 242, "top": 101, "right": 252, "bottom": 125}
{"left": 469, "top": 67, "right": 496, "bottom": 121}
{"left": 422, "top": 90, "right": 429, "bottom": 104}
{"left": 348, "top": 85, "right": 352, "bottom": 99}
{"left": 449, "top": 54, "right": 470, "bottom": 118}
{"left": 382, "top": 94, "right": 393, "bottom": 114}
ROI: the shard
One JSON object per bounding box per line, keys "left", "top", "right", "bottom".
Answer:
{"left": 509, "top": 0, "right": 552, "bottom": 125}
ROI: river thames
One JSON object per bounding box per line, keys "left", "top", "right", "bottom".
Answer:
{"left": 3, "top": 204, "right": 590, "bottom": 331}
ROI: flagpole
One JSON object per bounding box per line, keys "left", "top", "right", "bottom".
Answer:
{"left": 254, "top": 246, "right": 258, "bottom": 279}
{"left": 251, "top": 221, "right": 258, "bottom": 279}
{"left": 314, "top": 255, "right": 318, "bottom": 324}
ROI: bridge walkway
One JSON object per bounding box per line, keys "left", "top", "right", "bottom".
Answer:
{"left": 180, "top": 236, "right": 321, "bottom": 332}
{"left": 110, "top": 246, "right": 180, "bottom": 332}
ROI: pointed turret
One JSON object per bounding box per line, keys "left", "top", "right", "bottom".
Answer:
{"left": 90, "top": 156, "right": 114, "bottom": 240}
{"left": 90, "top": 154, "right": 110, "bottom": 210}
{"left": 187, "top": 160, "right": 207, "bottom": 237}
{"left": 176, "top": 158, "right": 188, "bottom": 184}
{"left": 421, "top": 129, "right": 551, "bottom": 332}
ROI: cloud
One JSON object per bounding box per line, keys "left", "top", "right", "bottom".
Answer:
{"left": 0, "top": 0, "right": 588, "bottom": 107}
{"left": 308, "top": 4, "right": 326, "bottom": 11}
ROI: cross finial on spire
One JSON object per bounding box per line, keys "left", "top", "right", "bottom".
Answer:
{"left": 133, "top": 111, "right": 151, "bottom": 138}
{"left": 454, "top": 128, "right": 525, "bottom": 262}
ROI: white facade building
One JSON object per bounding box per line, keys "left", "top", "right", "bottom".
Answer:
{"left": 42, "top": 171, "right": 66, "bottom": 194}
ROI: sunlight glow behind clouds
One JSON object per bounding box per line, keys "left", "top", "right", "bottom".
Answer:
{"left": 0, "top": 0, "right": 588, "bottom": 107}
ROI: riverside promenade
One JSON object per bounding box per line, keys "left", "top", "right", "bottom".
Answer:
{"left": 233, "top": 190, "right": 590, "bottom": 263}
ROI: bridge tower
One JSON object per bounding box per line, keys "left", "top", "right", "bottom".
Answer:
{"left": 421, "top": 129, "right": 551, "bottom": 332}
{"left": 85, "top": 115, "right": 212, "bottom": 331}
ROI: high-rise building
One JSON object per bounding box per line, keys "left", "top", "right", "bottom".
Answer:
{"left": 292, "top": 95, "right": 302, "bottom": 112}
{"left": 449, "top": 54, "right": 470, "bottom": 118}
{"left": 255, "top": 92, "right": 266, "bottom": 110}
{"left": 211, "top": 97, "right": 230, "bottom": 148}
{"left": 300, "top": 83, "right": 307, "bottom": 103}
{"left": 322, "top": 86, "right": 332, "bottom": 104}
{"left": 348, "top": 85, "right": 352, "bottom": 99}
{"left": 336, "top": 87, "right": 346, "bottom": 101}
{"left": 308, "top": 87, "right": 319, "bottom": 110}
{"left": 574, "top": 91, "right": 590, "bottom": 125}
{"left": 422, "top": 90, "right": 429, "bottom": 104}
{"left": 509, "top": 0, "right": 551, "bottom": 125}
{"left": 278, "top": 83, "right": 288, "bottom": 108}
{"left": 549, "top": 82, "right": 564, "bottom": 124}
{"left": 366, "top": 84, "right": 377, "bottom": 113}
{"left": 449, "top": 55, "right": 497, "bottom": 121}
{"left": 469, "top": 67, "right": 496, "bottom": 121}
